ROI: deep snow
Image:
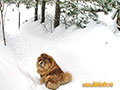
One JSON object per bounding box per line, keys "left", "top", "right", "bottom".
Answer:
{"left": 0, "top": 4, "right": 120, "bottom": 90}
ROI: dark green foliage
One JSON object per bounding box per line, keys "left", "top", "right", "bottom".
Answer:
{"left": 60, "top": 0, "right": 119, "bottom": 28}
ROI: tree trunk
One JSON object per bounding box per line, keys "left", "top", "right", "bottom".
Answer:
{"left": 54, "top": 0, "right": 61, "bottom": 28}
{"left": 34, "top": 0, "right": 38, "bottom": 21}
{"left": 0, "top": 1, "right": 6, "bottom": 46}
{"left": 17, "top": 2, "right": 21, "bottom": 29}
{"left": 41, "top": 0, "right": 46, "bottom": 23}
{"left": 117, "top": 9, "right": 120, "bottom": 26}
{"left": 18, "top": 11, "right": 20, "bottom": 29}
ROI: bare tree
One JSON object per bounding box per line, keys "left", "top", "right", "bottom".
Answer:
{"left": 41, "top": 0, "right": 46, "bottom": 23}
{"left": 16, "top": 1, "right": 21, "bottom": 29}
{"left": 54, "top": 0, "right": 61, "bottom": 28}
{"left": 0, "top": 0, "right": 6, "bottom": 46}
{"left": 34, "top": 0, "right": 38, "bottom": 21}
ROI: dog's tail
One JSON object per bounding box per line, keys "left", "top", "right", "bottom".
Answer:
{"left": 61, "top": 72, "right": 72, "bottom": 85}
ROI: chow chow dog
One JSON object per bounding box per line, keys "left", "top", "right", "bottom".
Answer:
{"left": 36, "top": 53, "right": 72, "bottom": 89}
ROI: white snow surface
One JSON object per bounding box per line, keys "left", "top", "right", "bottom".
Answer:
{"left": 0, "top": 4, "right": 120, "bottom": 90}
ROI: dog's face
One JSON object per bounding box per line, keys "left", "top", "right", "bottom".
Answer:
{"left": 37, "top": 53, "right": 54, "bottom": 73}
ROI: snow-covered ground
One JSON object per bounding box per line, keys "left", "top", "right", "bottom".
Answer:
{"left": 0, "top": 4, "right": 120, "bottom": 90}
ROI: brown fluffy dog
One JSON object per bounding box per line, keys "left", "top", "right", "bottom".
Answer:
{"left": 36, "top": 53, "right": 72, "bottom": 89}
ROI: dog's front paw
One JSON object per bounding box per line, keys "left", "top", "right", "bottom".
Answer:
{"left": 40, "top": 78, "right": 44, "bottom": 84}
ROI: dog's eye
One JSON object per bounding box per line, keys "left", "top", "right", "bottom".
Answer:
{"left": 39, "top": 59, "right": 42, "bottom": 62}
{"left": 39, "top": 61, "right": 45, "bottom": 67}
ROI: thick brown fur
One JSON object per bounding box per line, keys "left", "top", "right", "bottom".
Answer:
{"left": 36, "top": 53, "right": 72, "bottom": 89}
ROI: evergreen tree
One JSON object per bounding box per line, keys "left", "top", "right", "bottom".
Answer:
{"left": 60, "top": 0, "right": 118, "bottom": 28}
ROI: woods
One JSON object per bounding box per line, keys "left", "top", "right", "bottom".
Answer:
{"left": 0, "top": 0, "right": 120, "bottom": 46}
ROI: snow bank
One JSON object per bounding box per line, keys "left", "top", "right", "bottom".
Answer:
{"left": 0, "top": 45, "right": 29, "bottom": 90}
{"left": 21, "top": 20, "right": 120, "bottom": 90}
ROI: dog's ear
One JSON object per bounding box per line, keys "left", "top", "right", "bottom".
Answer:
{"left": 41, "top": 53, "right": 48, "bottom": 58}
